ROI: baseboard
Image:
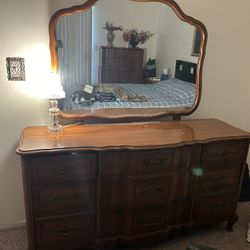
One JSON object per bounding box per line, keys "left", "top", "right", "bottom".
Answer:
{"left": 0, "top": 221, "right": 26, "bottom": 231}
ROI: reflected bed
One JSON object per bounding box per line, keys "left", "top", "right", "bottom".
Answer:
{"left": 61, "top": 60, "right": 197, "bottom": 111}
{"left": 62, "top": 78, "right": 196, "bottom": 110}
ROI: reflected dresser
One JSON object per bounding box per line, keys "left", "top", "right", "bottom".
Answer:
{"left": 99, "top": 46, "right": 144, "bottom": 83}
{"left": 17, "top": 119, "right": 250, "bottom": 250}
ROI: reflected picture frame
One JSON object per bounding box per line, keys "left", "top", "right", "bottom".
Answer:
{"left": 192, "top": 28, "right": 201, "bottom": 57}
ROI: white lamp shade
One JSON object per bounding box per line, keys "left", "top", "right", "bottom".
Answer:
{"left": 45, "top": 73, "right": 65, "bottom": 99}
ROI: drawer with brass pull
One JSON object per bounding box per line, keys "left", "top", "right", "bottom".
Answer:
{"left": 196, "top": 167, "right": 240, "bottom": 194}
{"left": 201, "top": 141, "right": 248, "bottom": 168}
{"left": 193, "top": 193, "right": 233, "bottom": 221}
{"left": 35, "top": 214, "right": 94, "bottom": 249}
{"left": 33, "top": 181, "right": 96, "bottom": 217}
{"left": 30, "top": 153, "right": 97, "bottom": 183}
{"left": 102, "top": 149, "right": 177, "bottom": 176}
{"left": 99, "top": 208, "right": 167, "bottom": 237}
{"left": 100, "top": 176, "right": 172, "bottom": 210}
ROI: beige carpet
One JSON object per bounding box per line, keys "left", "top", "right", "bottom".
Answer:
{"left": 0, "top": 202, "right": 249, "bottom": 250}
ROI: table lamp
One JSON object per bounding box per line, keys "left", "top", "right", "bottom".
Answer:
{"left": 46, "top": 74, "right": 65, "bottom": 133}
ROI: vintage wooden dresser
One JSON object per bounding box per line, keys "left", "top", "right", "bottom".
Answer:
{"left": 99, "top": 46, "right": 144, "bottom": 83}
{"left": 17, "top": 119, "right": 250, "bottom": 250}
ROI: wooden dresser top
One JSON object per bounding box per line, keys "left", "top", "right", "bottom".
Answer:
{"left": 17, "top": 119, "right": 250, "bottom": 154}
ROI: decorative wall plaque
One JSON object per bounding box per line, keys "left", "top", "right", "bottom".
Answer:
{"left": 6, "top": 57, "right": 25, "bottom": 81}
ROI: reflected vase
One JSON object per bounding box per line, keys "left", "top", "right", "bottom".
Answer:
{"left": 107, "top": 30, "right": 115, "bottom": 47}
{"left": 129, "top": 40, "right": 139, "bottom": 48}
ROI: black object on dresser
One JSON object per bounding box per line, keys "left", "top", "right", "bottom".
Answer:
{"left": 239, "top": 164, "right": 250, "bottom": 201}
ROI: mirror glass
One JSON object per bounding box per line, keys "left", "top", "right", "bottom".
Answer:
{"left": 51, "top": 0, "right": 206, "bottom": 120}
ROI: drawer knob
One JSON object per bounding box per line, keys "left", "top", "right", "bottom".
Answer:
{"left": 54, "top": 226, "right": 79, "bottom": 237}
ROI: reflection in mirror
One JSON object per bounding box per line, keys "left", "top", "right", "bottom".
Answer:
{"left": 52, "top": 0, "right": 206, "bottom": 119}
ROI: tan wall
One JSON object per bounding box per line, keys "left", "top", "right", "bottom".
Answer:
{"left": 175, "top": 0, "right": 250, "bottom": 162}
{"left": 156, "top": 5, "right": 197, "bottom": 76}
{"left": 0, "top": 0, "right": 50, "bottom": 227}
{"left": 91, "top": 0, "right": 159, "bottom": 82}
{"left": 0, "top": 0, "right": 249, "bottom": 227}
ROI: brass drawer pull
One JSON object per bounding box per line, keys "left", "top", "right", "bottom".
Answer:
{"left": 219, "top": 150, "right": 235, "bottom": 157}
{"left": 214, "top": 175, "right": 225, "bottom": 182}
{"left": 54, "top": 226, "right": 79, "bottom": 237}
{"left": 53, "top": 195, "right": 76, "bottom": 205}
{"left": 210, "top": 203, "right": 224, "bottom": 211}
{"left": 142, "top": 157, "right": 167, "bottom": 168}
{"left": 52, "top": 165, "right": 73, "bottom": 175}
{"left": 136, "top": 216, "right": 161, "bottom": 227}
{"left": 140, "top": 187, "right": 165, "bottom": 197}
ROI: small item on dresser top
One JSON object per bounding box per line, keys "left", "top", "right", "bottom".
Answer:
{"left": 160, "top": 68, "right": 169, "bottom": 80}
{"left": 144, "top": 58, "right": 156, "bottom": 77}
{"left": 71, "top": 84, "right": 96, "bottom": 106}
{"left": 144, "top": 76, "right": 160, "bottom": 84}
{"left": 95, "top": 91, "right": 116, "bottom": 102}
{"left": 239, "top": 163, "right": 250, "bottom": 201}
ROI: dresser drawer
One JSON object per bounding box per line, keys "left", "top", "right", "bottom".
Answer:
{"left": 201, "top": 141, "right": 248, "bottom": 168}
{"left": 33, "top": 181, "right": 96, "bottom": 217}
{"left": 100, "top": 208, "right": 167, "bottom": 237}
{"left": 30, "top": 153, "right": 97, "bottom": 183}
{"left": 100, "top": 176, "right": 173, "bottom": 210}
{"left": 193, "top": 193, "right": 233, "bottom": 221}
{"left": 35, "top": 214, "right": 94, "bottom": 250}
{"left": 196, "top": 167, "right": 240, "bottom": 194}
{"left": 102, "top": 149, "right": 177, "bottom": 176}
{"left": 101, "top": 47, "right": 143, "bottom": 68}
{"left": 101, "top": 68, "right": 143, "bottom": 83}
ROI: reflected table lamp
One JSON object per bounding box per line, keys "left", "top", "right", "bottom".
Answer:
{"left": 46, "top": 75, "right": 65, "bottom": 133}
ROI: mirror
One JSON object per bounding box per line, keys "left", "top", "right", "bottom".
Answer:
{"left": 49, "top": 0, "right": 207, "bottom": 121}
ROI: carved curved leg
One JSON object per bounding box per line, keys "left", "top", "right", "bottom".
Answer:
{"left": 227, "top": 214, "right": 239, "bottom": 232}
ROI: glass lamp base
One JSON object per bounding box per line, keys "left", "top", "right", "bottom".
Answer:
{"left": 48, "top": 99, "right": 63, "bottom": 133}
{"left": 48, "top": 123, "right": 63, "bottom": 133}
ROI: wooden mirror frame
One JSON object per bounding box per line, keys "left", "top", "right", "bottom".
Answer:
{"left": 49, "top": 0, "right": 207, "bottom": 122}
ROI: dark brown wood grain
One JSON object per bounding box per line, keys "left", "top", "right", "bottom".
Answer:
{"left": 99, "top": 47, "right": 144, "bottom": 83}
{"left": 17, "top": 119, "right": 250, "bottom": 249}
